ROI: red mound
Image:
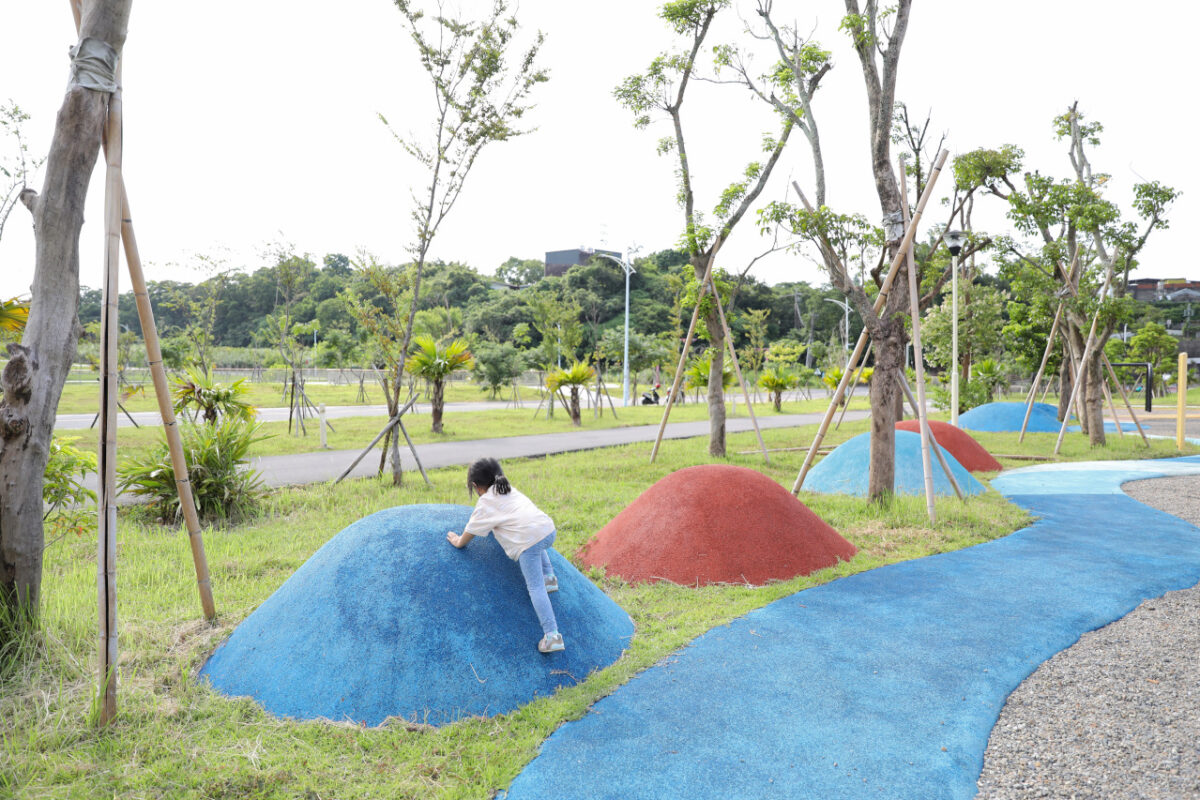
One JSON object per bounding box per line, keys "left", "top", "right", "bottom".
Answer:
{"left": 580, "top": 464, "right": 856, "bottom": 586}
{"left": 895, "top": 419, "right": 1003, "bottom": 472}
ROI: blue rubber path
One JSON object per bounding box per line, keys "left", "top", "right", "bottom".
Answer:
{"left": 503, "top": 456, "right": 1200, "bottom": 799}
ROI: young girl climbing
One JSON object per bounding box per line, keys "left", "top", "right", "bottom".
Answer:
{"left": 446, "top": 457, "right": 565, "bottom": 653}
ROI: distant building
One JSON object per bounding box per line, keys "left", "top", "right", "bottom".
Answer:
{"left": 544, "top": 247, "right": 621, "bottom": 278}
{"left": 1128, "top": 278, "right": 1200, "bottom": 302}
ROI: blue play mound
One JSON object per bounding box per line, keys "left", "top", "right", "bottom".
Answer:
{"left": 199, "top": 504, "right": 634, "bottom": 726}
{"left": 960, "top": 401, "right": 1061, "bottom": 433}
{"left": 805, "top": 430, "right": 985, "bottom": 497}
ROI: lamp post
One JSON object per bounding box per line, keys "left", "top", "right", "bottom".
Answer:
{"left": 592, "top": 250, "right": 637, "bottom": 406}
{"left": 946, "top": 230, "right": 967, "bottom": 426}
{"left": 825, "top": 297, "right": 852, "bottom": 355}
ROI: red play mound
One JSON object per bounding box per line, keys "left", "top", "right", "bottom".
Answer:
{"left": 580, "top": 464, "right": 856, "bottom": 586}
{"left": 895, "top": 419, "right": 1002, "bottom": 472}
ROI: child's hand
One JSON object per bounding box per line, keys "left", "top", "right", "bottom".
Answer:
{"left": 447, "top": 531, "right": 464, "bottom": 548}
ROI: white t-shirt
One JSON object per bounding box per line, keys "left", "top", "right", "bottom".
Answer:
{"left": 463, "top": 485, "right": 556, "bottom": 560}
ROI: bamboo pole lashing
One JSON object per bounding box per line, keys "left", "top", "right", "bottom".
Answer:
{"left": 899, "top": 155, "right": 938, "bottom": 520}
{"left": 790, "top": 148, "right": 949, "bottom": 495}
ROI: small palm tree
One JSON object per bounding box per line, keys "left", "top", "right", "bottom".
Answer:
{"left": 972, "top": 358, "right": 1005, "bottom": 402}
{"left": 683, "top": 350, "right": 734, "bottom": 402}
{"left": 405, "top": 335, "right": 474, "bottom": 433}
{"left": 758, "top": 365, "right": 798, "bottom": 412}
{"left": 171, "top": 367, "right": 256, "bottom": 425}
{"left": 546, "top": 361, "right": 596, "bottom": 426}
{"left": 0, "top": 297, "right": 29, "bottom": 339}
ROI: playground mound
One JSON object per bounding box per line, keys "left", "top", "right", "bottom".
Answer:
{"left": 804, "top": 431, "right": 986, "bottom": 497}
{"left": 959, "top": 401, "right": 1062, "bottom": 433}
{"left": 579, "top": 464, "right": 856, "bottom": 586}
{"left": 895, "top": 419, "right": 1003, "bottom": 472}
{"left": 199, "top": 504, "right": 633, "bottom": 727}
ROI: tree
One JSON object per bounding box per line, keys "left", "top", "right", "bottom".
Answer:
{"left": 496, "top": 257, "right": 544, "bottom": 286}
{"left": 380, "top": 0, "right": 547, "bottom": 426}
{"left": 405, "top": 335, "right": 473, "bottom": 434}
{"left": 1127, "top": 322, "right": 1177, "bottom": 397}
{"left": 615, "top": 0, "right": 795, "bottom": 457}
{"left": 976, "top": 105, "right": 1177, "bottom": 443}
{"left": 472, "top": 341, "right": 527, "bottom": 399}
{"left": 2, "top": 1, "right": 132, "bottom": 620}
{"left": 171, "top": 367, "right": 256, "bottom": 426}
{"left": 758, "top": 364, "right": 798, "bottom": 411}
{"left": 546, "top": 361, "right": 596, "bottom": 427}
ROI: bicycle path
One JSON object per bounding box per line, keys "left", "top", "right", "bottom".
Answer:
{"left": 501, "top": 456, "right": 1200, "bottom": 800}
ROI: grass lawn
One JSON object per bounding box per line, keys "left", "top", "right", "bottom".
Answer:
{"left": 5, "top": 417, "right": 1197, "bottom": 798}
{"left": 58, "top": 395, "right": 864, "bottom": 463}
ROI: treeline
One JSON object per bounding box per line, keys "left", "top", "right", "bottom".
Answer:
{"left": 76, "top": 249, "right": 867, "bottom": 376}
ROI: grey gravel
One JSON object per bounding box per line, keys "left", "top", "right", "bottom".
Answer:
{"left": 976, "top": 475, "right": 1200, "bottom": 799}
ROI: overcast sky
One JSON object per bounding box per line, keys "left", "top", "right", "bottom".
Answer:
{"left": 1, "top": 1, "right": 1193, "bottom": 299}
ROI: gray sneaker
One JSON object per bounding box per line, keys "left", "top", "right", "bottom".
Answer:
{"left": 544, "top": 575, "right": 559, "bottom": 594}
{"left": 538, "top": 632, "right": 565, "bottom": 653}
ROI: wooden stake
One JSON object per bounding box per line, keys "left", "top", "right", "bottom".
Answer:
{"left": 1102, "top": 353, "right": 1149, "bottom": 446}
{"left": 650, "top": 258, "right": 712, "bottom": 463}
{"left": 899, "top": 155, "right": 937, "bottom": 520}
{"left": 834, "top": 342, "right": 871, "bottom": 431}
{"left": 897, "top": 373, "right": 964, "bottom": 501}
{"left": 335, "top": 394, "right": 419, "bottom": 484}
{"left": 97, "top": 70, "right": 123, "bottom": 729}
{"left": 791, "top": 149, "right": 949, "bottom": 494}
{"left": 1019, "top": 302, "right": 1064, "bottom": 442}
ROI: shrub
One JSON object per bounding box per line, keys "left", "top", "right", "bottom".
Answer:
{"left": 43, "top": 436, "right": 97, "bottom": 539}
{"left": 117, "top": 418, "right": 269, "bottom": 524}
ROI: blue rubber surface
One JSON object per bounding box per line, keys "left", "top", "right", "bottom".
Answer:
{"left": 199, "top": 504, "right": 634, "bottom": 726}
{"left": 503, "top": 457, "right": 1200, "bottom": 799}
{"left": 958, "top": 401, "right": 1133, "bottom": 434}
{"left": 804, "top": 430, "right": 985, "bottom": 497}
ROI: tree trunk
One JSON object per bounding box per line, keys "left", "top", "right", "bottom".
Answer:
{"left": 705, "top": 307, "right": 727, "bottom": 457}
{"left": 1, "top": 3, "right": 132, "bottom": 619}
{"left": 773, "top": 390, "right": 782, "bottom": 412}
{"left": 569, "top": 387, "right": 581, "bottom": 426}
{"left": 1084, "top": 349, "right": 1107, "bottom": 446}
{"left": 867, "top": 321, "right": 905, "bottom": 501}
{"left": 431, "top": 379, "right": 444, "bottom": 434}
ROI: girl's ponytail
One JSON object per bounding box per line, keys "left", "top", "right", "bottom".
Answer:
{"left": 467, "top": 457, "right": 511, "bottom": 494}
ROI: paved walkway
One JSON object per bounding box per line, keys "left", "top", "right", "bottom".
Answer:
{"left": 501, "top": 457, "right": 1200, "bottom": 800}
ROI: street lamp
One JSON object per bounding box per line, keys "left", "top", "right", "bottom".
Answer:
{"left": 946, "top": 230, "right": 967, "bottom": 427}
{"left": 589, "top": 250, "right": 637, "bottom": 406}
{"left": 825, "top": 297, "right": 852, "bottom": 355}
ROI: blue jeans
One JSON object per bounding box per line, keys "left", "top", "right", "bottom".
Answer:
{"left": 517, "top": 531, "right": 558, "bottom": 636}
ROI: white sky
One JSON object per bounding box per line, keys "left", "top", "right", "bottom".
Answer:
{"left": 0, "top": 1, "right": 1194, "bottom": 298}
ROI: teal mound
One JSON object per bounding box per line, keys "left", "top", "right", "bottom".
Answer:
{"left": 804, "top": 431, "right": 985, "bottom": 497}
{"left": 960, "top": 401, "right": 1061, "bottom": 433}
{"left": 199, "top": 504, "right": 633, "bottom": 726}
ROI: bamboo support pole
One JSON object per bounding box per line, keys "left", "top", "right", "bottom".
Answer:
{"left": 710, "top": 271, "right": 770, "bottom": 464}
{"left": 1177, "top": 352, "right": 1188, "bottom": 450}
{"left": 835, "top": 342, "right": 871, "bottom": 431}
{"left": 335, "top": 394, "right": 419, "bottom": 484}
{"left": 396, "top": 415, "right": 432, "bottom": 487}
{"left": 1054, "top": 267, "right": 1113, "bottom": 454}
{"left": 75, "top": 0, "right": 217, "bottom": 622}
{"left": 899, "top": 156, "right": 937, "bottom": 520}
{"left": 790, "top": 149, "right": 949, "bottom": 494}
{"left": 1019, "top": 302, "right": 1064, "bottom": 443}
{"left": 96, "top": 71, "right": 123, "bottom": 729}
{"left": 650, "top": 257, "right": 713, "bottom": 463}
{"left": 1102, "top": 353, "right": 1149, "bottom": 445}
{"left": 1101, "top": 376, "right": 1124, "bottom": 439}
{"left": 897, "top": 372, "right": 964, "bottom": 501}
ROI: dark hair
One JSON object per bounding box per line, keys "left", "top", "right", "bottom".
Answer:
{"left": 468, "top": 457, "right": 510, "bottom": 495}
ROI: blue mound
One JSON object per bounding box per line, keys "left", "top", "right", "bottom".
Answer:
{"left": 960, "top": 401, "right": 1139, "bottom": 434}
{"left": 199, "top": 504, "right": 634, "bottom": 726}
{"left": 960, "top": 401, "right": 1061, "bottom": 433}
{"left": 503, "top": 458, "right": 1200, "bottom": 800}
{"left": 805, "top": 430, "right": 985, "bottom": 497}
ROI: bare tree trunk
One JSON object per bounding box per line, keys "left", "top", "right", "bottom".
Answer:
{"left": 1084, "top": 351, "right": 1106, "bottom": 446}
{"left": 705, "top": 307, "right": 727, "bottom": 457}
{"left": 569, "top": 386, "right": 581, "bottom": 426}
{"left": 867, "top": 320, "right": 904, "bottom": 497}
{"left": 431, "top": 379, "right": 444, "bottom": 434}
{"left": 1, "top": 2, "right": 132, "bottom": 618}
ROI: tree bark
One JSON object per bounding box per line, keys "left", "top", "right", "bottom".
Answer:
{"left": 704, "top": 305, "right": 727, "bottom": 457}
{"left": 569, "top": 387, "right": 581, "bottom": 427}
{"left": 1, "top": 2, "right": 132, "bottom": 618}
{"left": 431, "top": 379, "right": 444, "bottom": 434}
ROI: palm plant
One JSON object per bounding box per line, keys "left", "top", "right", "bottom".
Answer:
{"left": 546, "top": 361, "right": 596, "bottom": 426}
{"left": 171, "top": 366, "right": 256, "bottom": 425}
{"left": 758, "top": 365, "right": 799, "bottom": 412}
{"left": 0, "top": 297, "right": 29, "bottom": 338}
{"left": 683, "top": 350, "right": 734, "bottom": 402}
{"left": 972, "top": 358, "right": 1006, "bottom": 403}
{"left": 405, "top": 335, "right": 474, "bottom": 433}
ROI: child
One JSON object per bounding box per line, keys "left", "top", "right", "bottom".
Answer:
{"left": 446, "top": 457, "right": 564, "bottom": 653}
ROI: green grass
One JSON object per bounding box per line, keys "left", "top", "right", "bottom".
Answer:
{"left": 64, "top": 396, "right": 864, "bottom": 463}
{"left": 7, "top": 413, "right": 1198, "bottom": 799}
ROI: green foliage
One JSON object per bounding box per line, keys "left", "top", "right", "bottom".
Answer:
{"left": 171, "top": 367, "right": 256, "bottom": 426}
{"left": 972, "top": 358, "right": 1007, "bottom": 403}
{"left": 1128, "top": 322, "right": 1178, "bottom": 395}
{"left": 919, "top": 284, "right": 1008, "bottom": 373}
{"left": 0, "top": 296, "right": 28, "bottom": 337}
{"left": 495, "top": 256, "right": 544, "bottom": 286}
{"left": 404, "top": 336, "right": 474, "bottom": 384}
{"left": 472, "top": 341, "right": 527, "bottom": 398}
{"left": 684, "top": 349, "right": 734, "bottom": 392}
{"left": 953, "top": 145, "right": 1023, "bottom": 194}
{"left": 42, "top": 436, "right": 97, "bottom": 540}
{"left": 758, "top": 364, "right": 798, "bottom": 411}
{"left": 545, "top": 361, "right": 596, "bottom": 392}
{"left": 766, "top": 339, "right": 806, "bottom": 366}
{"left": 117, "top": 419, "right": 269, "bottom": 524}
{"left": 930, "top": 376, "right": 990, "bottom": 415}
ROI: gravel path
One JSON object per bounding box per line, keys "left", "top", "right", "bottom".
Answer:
{"left": 976, "top": 474, "right": 1200, "bottom": 799}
